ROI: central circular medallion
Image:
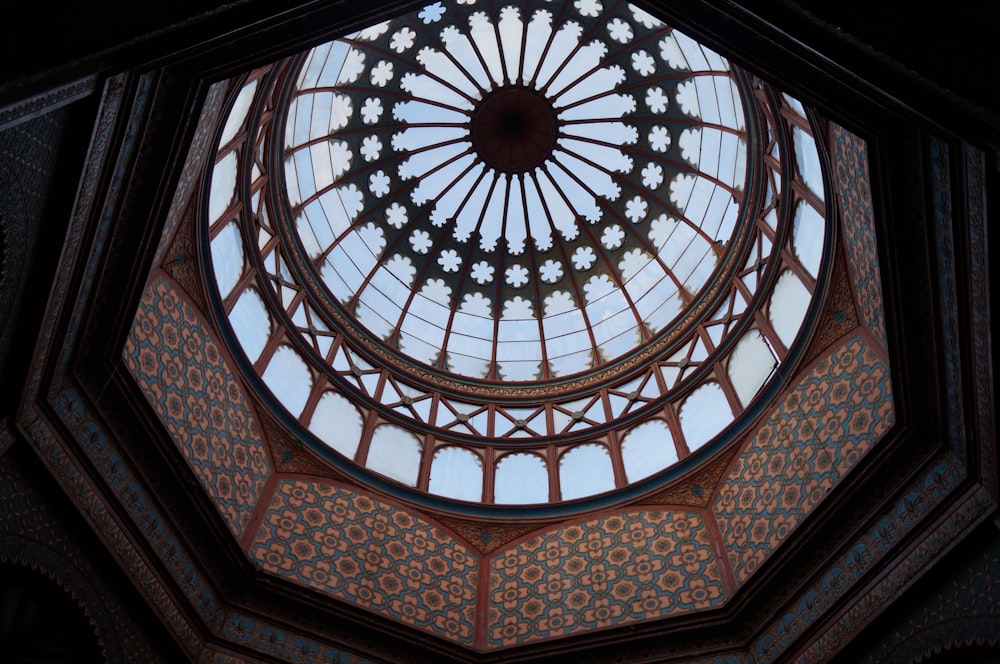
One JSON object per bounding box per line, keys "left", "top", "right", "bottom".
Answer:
{"left": 471, "top": 88, "right": 557, "bottom": 173}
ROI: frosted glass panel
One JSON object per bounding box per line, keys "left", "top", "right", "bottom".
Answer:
{"left": 428, "top": 447, "right": 483, "bottom": 501}
{"left": 792, "top": 199, "right": 825, "bottom": 278}
{"left": 367, "top": 425, "right": 422, "bottom": 486}
{"left": 728, "top": 330, "right": 776, "bottom": 407}
{"left": 621, "top": 420, "right": 677, "bottom": 481}
{"left": 229, "top": 288, "right": 270, "bottom": 363}
{"left": 209, "top": 152, "right": 238, "bottom": 223}
{"left": 309, "top": 391, "right": 364, "bottom": 458}
{"left": 211, "top": 221, "right": 243, "bottom": 299}
{"left": 783, "top": 93, "right": 806, "bottom": 118}
{"left": 560, "top": 444, "right": 615, "bottom": 500}
{"left": 680, "top": 382, "right": 732, "bottom": 451}
{"left": 769, "top": 270, "right": 811, "bottom": 348}
{"left": 793, "top": 126, "right": 824, "bottom": 201}
{"left": 219, "top": 79, "right": 259, "bottom": 147}
{"left": 262, "top": 345, "right": 312, "bottom": 417}
{"left": 495, "top": 453, "right": 549, "bottom": 504}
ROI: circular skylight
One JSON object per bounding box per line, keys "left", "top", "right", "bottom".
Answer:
{"left": 284, "top": 0, "right": 749, "bottom": 383}
{"left": 204, "top": 0, "right": 831, "bottom": 511}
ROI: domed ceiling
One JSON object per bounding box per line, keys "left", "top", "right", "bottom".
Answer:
{"left": 120, "top": 0, "right": 896, "bottom": 654}
{"left": 201, "top": 0, "right": 832, "bottom": 512}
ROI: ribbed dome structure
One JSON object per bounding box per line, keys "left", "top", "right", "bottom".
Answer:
{"left": 206, "top": 0, "right": 830, "bottom": 510}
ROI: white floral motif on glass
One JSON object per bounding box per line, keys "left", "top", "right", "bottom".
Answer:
{"left": 625, "top": 195, "right": 648, "bottom": 222}
{"left": 631, "top": 50, "right": 655, "bottom": 76}
{"left": 386, "top": 202, "right": 407, "bottom": 229}
{"left": 361, "top": 98, "right": 383, "bottom": 124}
{"left": 539, "top": 259, "right": 564, "bottom": 283}
{"left": 574, "top": 0, "right": 602, "bottom": 17}
{"left": 419, "top": 2, "right": 446, "bottom": 23}
{"left": 506, "top": 264, "right": 529, "bottom": 287}
{"left": 361, "top": 135, "right": 382, "bottom": 161}
{"left": 641, "top": 162, "right": 664, "bottom": 189}
{"left": 602, "top": 224, "right": 625, "bottom": 249}
{"left": 648, "top": 125, "right": 671, "bottom": 152}
{"left": 410, "top": 229, "right": 432, "bottom": 253}
{"left": 471, "top": 261, "right": 495, "bottom": 284}
{"left": 572, "top": 246, "right": 597, "bottom": 270}
{"left": 371, "top": 61, "right": 395, "bottom": 86}
{"left": 645, "top": 87, "right": 668, "bottom": 113}
{"left": 369, "top": 170, "right": 390, "bottom": 197}
{"left": 607, "top": 18, "right": 633, "bottom": 43}
{"left": 390, "top": 27, "right": 416, "bottom": 52}
{"left": 438, "top": 249, "right": 462, "bottom": 272}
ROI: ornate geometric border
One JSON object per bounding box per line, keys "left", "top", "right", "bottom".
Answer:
{"left": 12, "top": 6, "right": 997, "bottom": 664}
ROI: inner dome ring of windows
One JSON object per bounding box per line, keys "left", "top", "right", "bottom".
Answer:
{"left": 205, "top": 0, "right": 832, "bottom": 508}
{"left": 274, "top": 0, "right": 764, "bottom": 393}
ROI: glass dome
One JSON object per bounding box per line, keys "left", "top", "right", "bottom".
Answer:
{"left": 205, "top": 0, "right": 830, "bottom": 512}
{"left": 283, "top": 1, "right": 749, "bottom": 384}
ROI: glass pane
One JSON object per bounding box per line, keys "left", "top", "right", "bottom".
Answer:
{"left": 783, "top": 93, "right": 806, "bottom": 119}
{"left": 494, "top": 453, "right": 549, "bottom": 504}
{"left": 228, "top": 288, "right": 270, "bottom": 363}
{"left": 727, "top": 330, "right": 776, "bottom": 407}
{"left": 366, "top": 424, "right": 422, "bottom": 486}
{"left": 621, "top": 420, "right": 677, "bottom": 481}
{"left": 680, "top": 382, "right": 732, "bottom": 451}
{"left": 261, "top": 345, "right": 312, "bottom": 418}
{"left": 769, "top": 269, "right": 811, "bottom": 348}
{"left": 792, "top": 199, "right": 825, "bottom": 278}
{"left": 209, "top": 152, "right": 238, "bottom": 223}
{"left": 793, "top": 126, "right": 824, "bottom": 201}
{"left": 559, "top": 444, "right": 615, "bottom": 500}
{"left": 210, "top": 221, "right": 243, "bottom": 299}
{"left": 428, "top": 447, "right": 483, "bottom": 501}
{"left": 309, "top": 391, "right": 364, "bottom": 458}
{"left": 219, "top": 79, "right": 259, "bottom": 147}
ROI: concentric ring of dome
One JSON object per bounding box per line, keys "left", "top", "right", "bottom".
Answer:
{"left": 282, "top": 0, "right": 750, "bottom": 384}
{"left": 205, "top": 0, "right": 830, "bottom": 509}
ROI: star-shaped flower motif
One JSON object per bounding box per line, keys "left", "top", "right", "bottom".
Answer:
{"left": 602, "top": 224, "right": 625, "bottom": 249}
{"left": 572, "top": 246, "right": 597, "bottom": 270}
{"left": 607, "top": 18, "right": 633, "bottom": 43}
{"left": 371, "top": 60, "right": 394, "bottom": 87}
{"left": 641, "top": 162, "right": 664, "bottom": 189}
{"left": 419, "top": 2, "right": 445, "bottom": 23}
{"left": 386, "top": 203, "right": 407, "bottom": 229}
{"left": 539, "top": 259, "right": 564, "bottom": 284}
{"left": 410, "top": 229, "right": 432, "bottom": 253}
{"left": 369, "top": 170, "right": 390, "bottom": 197}
{"left": 631, "top": 50, "right": 655, "bottom": 76}
{"left": 505, "top": 264, "right": 529, "bottom": 287}
{"left": 361, "top": 97, "right": 383, "bottom": 124}
{"left": 574, "top": 0, "right": 602, "bottom": 17}
{"left": 625, "top": 196, "right": 648, "bottom": 222}
{"left": 390, "top": 27, "right": 416, "bottom": 53}
{"left": 360, "top": 135, "right": 382, "bottom": 161}
{"left": 471, "top": 261, "right": 495, "bottom": 284}
{"left": 645, "top": 87, "right": 669, "bottom": 113}
{"left": 438, "top": 249, "right": 462, "bottom": 272}
{"left": 649, "top": 125, "right": 671, "bottom": 152}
